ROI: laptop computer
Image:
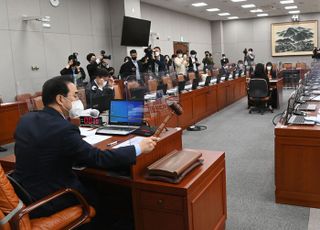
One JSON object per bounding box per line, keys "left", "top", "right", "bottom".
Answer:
{"left": 295, "top": 103, "right": 317, "bottom": 111}
{"left": 96, "top": 100, "right": 144, "bottom": 135}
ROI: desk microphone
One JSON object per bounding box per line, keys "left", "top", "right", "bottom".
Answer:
{"left": 153, "top": 102, "right": 183, "bottom": 137}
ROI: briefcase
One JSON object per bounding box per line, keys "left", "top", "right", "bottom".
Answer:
{"left": 145, "top": 149, "right": 203, "bottom": 184}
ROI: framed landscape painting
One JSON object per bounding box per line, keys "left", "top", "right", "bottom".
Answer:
{"left": 271, "top": 20, "right": 318, "bottom": 56}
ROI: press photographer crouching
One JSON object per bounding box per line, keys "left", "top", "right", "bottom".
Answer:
{"left": 60, "top": 53, "right": 86, "bottom": 87}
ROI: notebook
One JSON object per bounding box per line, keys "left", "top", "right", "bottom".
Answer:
{"left": 96, "top": 100, "right": 144, "bottom": 135}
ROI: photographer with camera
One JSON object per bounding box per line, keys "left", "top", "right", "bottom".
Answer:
{"left": 99, "top": 50, "right": 111, "bottom": 70}
{"left": 60, "top": 53, "right": 86, "bottom": 87}
{"left": 149, "top": 46, "right": 166, "bottom": 77}
{"left": 202, "top": 51, "right": 214, "bottom": 73}
{"left": 244, "top": 48, "right": 255, "bottom": 67}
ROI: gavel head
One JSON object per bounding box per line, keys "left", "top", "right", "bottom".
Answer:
{"left": 168, "top": 102, "right": 183, "bottom": 116}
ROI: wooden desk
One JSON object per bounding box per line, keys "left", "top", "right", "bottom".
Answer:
{"left": 0, "top": 128, "right": 227, "bottom": 229}
{"left": 269, "top": 78, "right": 283, "bottom": 109}
{"left": 275, "top": 105, "right": 320, "bottom": 208}
{"left": 146, "top": 77, "right": 247, "bottom": 129}
{"left": 0, "top": 102, "right": 28, "bottom": 145}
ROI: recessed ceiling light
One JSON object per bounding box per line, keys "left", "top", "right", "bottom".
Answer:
{"left": 280, "top": 0, "right": 294, "bottom": 4}
{"left": 250, "top": 9, "right": 263, "bottom": 13}
{"left": 231, "top": 0, "right": 247, "bottom": 2}
{"left": 192, "top": 2, "right": 208, "bottom": 7}
{"left": 218, "top": 12, "right": 231, "bottom": 16}
{"left": 285, "top": 5, "right": 298, "bottom": 9}
{"left": 206, "top": 8, "right": 220, "bottom": 12}
{"left": 228, "top": 16, "right": 239, "bottom": 19}
{"left": 241, "top": 4, "right": 256, "bottom": 8}
{"left": 288, "top": 10, "right": 300, "bottom": 14}
{"left": 257, "top": 13, "right": 269, "bottom": 17}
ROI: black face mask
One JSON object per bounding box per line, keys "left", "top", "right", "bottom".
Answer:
{"left": 131, "top": 56, "right": 137, "bottom": 60}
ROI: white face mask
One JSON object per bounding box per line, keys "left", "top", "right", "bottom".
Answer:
{"left": 191, "top": 54, "right": 196, "bottom": 58}
{"left": 239, "top": 64, "right": 243, "bottom": 68}
{"left": 154, "top": 51, "right": 160, "bottom": 56}
{"left": 69, "top": 99, "right": 84, "bottom": 118}
{"left": 267, "top": 66, "right": 272, "bottom": 71}
{"left": 178, "top": 54, "right": 183, "bottom": 58}
{"left": 103, "top": 81, "right": 108, "bottom": 87}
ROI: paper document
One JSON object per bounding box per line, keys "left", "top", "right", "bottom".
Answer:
{"left": 83, "top": 135, "right": 111, "bottom": 145}
{"left": 304, "top": 116, "right": 320, "bottom": 123}
{"left": 311, "top": 95, "right": 320, "bottom": 101}
{"left": 79, "top": 127, "right": 97, "bottom": 137}
{"left": 113, "top": 136, "right": 144, "bottom": 149}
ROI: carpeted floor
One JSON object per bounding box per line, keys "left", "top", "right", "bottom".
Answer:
{"left": 182, "top": 89, "right": 310, "bottom": 230}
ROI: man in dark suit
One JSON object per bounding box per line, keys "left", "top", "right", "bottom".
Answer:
{"left": 119, "top": 49, "right": 143, "bottom": 81}
{"left": 12, "top": 76, "right": 157, "bottom": 222}
{"left": 149, "top": 46, "right": 166, "bottom": 77}
{"left": 60, "top": 54, "right": 86, "bottom": 86}
{"left": 220, "top": 54, "right": 229, "bottom": 66}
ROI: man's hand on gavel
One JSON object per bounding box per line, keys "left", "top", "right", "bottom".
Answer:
{"left": 139, "top": 137, "right": 159, "bottom": 154}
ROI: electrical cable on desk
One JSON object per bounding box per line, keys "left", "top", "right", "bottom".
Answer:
{"left": 272, "top": 111, "right": 285, "bottom": 126}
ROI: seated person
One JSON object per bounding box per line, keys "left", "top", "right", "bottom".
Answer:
{"left": 265, "top": 62, "right": 277, "bottom": 79}
{"left": 251, "top": 63, "right": 270, "bottom": 86}
{"left": 219, "top": 63, "right": 229, "bottom": 78}
{"left": 85, "top": 68, "right": 114, "bottom": 112}
{"left": 12, "top": 75, "right": 158, "bottom": 228}
{"left": 123, "top": 76, "right": 147, "bottom": 100}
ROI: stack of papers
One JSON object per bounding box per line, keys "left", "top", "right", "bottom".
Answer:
{"left": 79, "top": 127, "right": 97, "bottom": 137}
{"left": 83, "top": 135, "right": 111, "bottom": 145}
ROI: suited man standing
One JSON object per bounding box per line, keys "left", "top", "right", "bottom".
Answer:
{"left": 12, "top": 75, "right": 158, "bottom": 227}
{"left": 119, "top": 49, "right": 143, "bottom": 81}
{"left": 220, "top": 54, "right": 229, "bottom": 67}
{"left": 150, "top": 46, "right": 166, "bottom": 77}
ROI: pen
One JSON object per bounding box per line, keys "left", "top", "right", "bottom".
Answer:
{"left": 107, "top": 141, "right": 118, "bottom": 146}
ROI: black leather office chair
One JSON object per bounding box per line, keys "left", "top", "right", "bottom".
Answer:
{"left": 248, "top": 79, "right": 273, "bottom": 115}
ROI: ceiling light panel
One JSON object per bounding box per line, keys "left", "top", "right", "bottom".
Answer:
{"left": 192, "top": 2, "right": 208, "bottom": 7}
{"left": 218, "top": 12, "right": 231, "bottom": 16}
{"left": 228, "top": 16, "right": 239, "bottom": 19}
{"left": 257, "top": 13, "right": 269, "bottom": 17}
{"left": 288, "top": 10, "right": 300, "bottom": 14}
{"left": 231, "top": 0, "right": 247, "bottom": 2}
{"left": 285, "top": 5, "right": 297, "bottom": 9}
{"left": 206, "top": 8, "right": 220, "bottom": 12}
{"left": 280, "top": 0, "right": 294, "bottom": 4}
{"left": 250, "top": 9, "right": 263, "bottom": 13}
{"left": 241, "top": 4, "right": 256, "bottom": 8}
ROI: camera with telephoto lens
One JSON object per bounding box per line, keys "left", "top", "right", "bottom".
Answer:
{"left": 100, "top": 50, "right": 111, "bottom": 60}
{"left": 144, "top": 45, "right": 153, "bottom": 59}
{"left": 70, "top": 52, "right": 79, "bottom": 67}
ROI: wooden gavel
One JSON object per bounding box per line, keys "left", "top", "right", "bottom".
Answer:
{"left": 153, "top": 102, "right": 183, "bottom": 137}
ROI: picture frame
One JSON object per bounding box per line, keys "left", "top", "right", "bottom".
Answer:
{"left": 271, "top": 20, "right": 318, "bottom": 56}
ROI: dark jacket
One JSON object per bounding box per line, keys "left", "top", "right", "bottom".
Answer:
{"left": 149, "top": 55, "right": 166, "bottom": 76}
{"left": 119, "top": 59, "right": 143, "bottom": 80}
{"left": 12, "top": 107, "right": 136, "bottom": 216}
{"left": 85, "top": 80, "right": 115, "bottom": 108}
{"left": 86, "top": 62, "right": 98, "bottom": 82}
{"left": 60, "top": 67, "right": 86, "bottom": 86}
{"left": 188, "top": 57, "right": 200, "bottom": 72}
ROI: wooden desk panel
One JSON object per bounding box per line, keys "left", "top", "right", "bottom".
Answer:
{"left": 270, "top": 78, "right": 283, "bottom": 109}
{"left": 217, "top": 82, "right": 228, "bottom": 110}
{"left": 133, "top": 150, "right": 226, "bottom": 230}
{"left": 193, "top": 87, "right": 208, "bottom": 122}
{"left": 178, "top": 92, "right": 194, "bottom": 129}
{"left": 275, "top": 105, "right": 320, "bottom": 208}
{"left": 206, "top": 84, "right": 218, "bottom": 115}
{"left": 0, "top": 102, "right": 28, "bottom": 145}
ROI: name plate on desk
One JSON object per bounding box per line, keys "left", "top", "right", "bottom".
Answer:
{"left": 80, "top": 116, "right": 103, "bottom": 126}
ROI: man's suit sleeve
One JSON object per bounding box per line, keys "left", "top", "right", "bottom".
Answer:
{"left": 62, "top": 125, "right": 136, "bottom": 169}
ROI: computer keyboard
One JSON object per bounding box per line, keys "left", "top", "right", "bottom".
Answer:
{"left": 290, "top": 115, "right": 305, "bottom": 124}
{"left": 106, "top": 126, "right": 136, "bottom": 131}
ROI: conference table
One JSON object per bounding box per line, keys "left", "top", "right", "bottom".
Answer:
{"left": 0, "top": 128, "right": 227, "bottom": 230}
{"left": 275, "top": 101, "right": 320, "bottom": 208}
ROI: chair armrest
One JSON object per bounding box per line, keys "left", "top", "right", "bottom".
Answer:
{"left": 12, "top": 188, "right": 91, "bottom": 230}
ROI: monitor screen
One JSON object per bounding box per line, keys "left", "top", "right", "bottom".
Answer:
{"left": 121, "top": 16, "right": 151, "bottom": 46}
{"left": 109, "top": 100, "right": 144, "bottom": 125}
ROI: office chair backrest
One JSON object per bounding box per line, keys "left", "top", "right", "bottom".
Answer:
{"left": 148, "top": 79, "right": 158, "bottom": 92}
{"left": 162, "top": 76, "right": 173, "bottom": 89}
{"left": 31, "top": 96, "right": 44, "bottom": 111}
{"left": 188, "top": 72, "right": 195, "bottom": 82}
{"left": 248, "top": 79, "right": 269, "bottom": 98}
{"left": 113, "top": 84, "right": 123, "bottom": 99}
{"left": 0, "top": 165, "right": 32, "bottom": 229}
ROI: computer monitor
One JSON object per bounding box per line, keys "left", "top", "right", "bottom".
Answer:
{"left": 109, "top": 100, "right": 144, "bottom": 126}
{"left": 121, "top": 16, "right": 151, "bottom": 46}
{"left": 130, "top": 87, "right": 146, "bottom": 100}
{"left": 204, "top": 76, "right": 212, "bottom": 86}
{"left": 157, "top": 83, "right": 167, "bottom": 95}
{"left": 178, "top": 81, "right": 186, "bottom": 94}
{"left": 192, "top": 78, "right": 199, "bottom": 90}
{"left": 90, "top": 95, "right": 111, "bottom": 112}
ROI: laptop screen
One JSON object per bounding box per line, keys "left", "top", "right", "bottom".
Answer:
{"left": 109, "top": 100, "right": 144, "bottom": 126}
